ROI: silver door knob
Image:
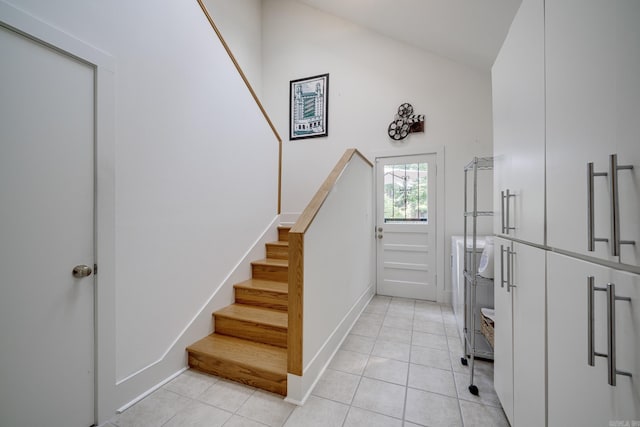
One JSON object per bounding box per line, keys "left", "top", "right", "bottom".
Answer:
{"left": 72, "top": 265, "right": 93, "bottom": 278}
{"left": 377, "top": 227, "right": 383, "bottom": 232}
{"left": 377, "top": 234, "right": 383, "bottom": 239}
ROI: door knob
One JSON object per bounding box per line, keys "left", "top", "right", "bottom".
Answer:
{"left": 72, "top": 265, "right": 93, "bottom": 278}
{"left": 377, "top": 234, "right": 383, "bottom": 239}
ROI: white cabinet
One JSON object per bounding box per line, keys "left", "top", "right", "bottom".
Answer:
{"left": 547, "top": 251, "right": 640, "bottom": 426}
{"left": 493, "top": 237, "right": 514, "bottom": 424}
{"left": 492, "top": 0, "right": 545, "bottom": 246}
{"left": 546, "top": 0, "right": 640, "bottom": 266}
{"left": 493, "top": 237, "right": 546, "bottom": 427}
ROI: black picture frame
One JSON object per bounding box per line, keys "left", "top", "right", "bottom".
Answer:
{"left": 289, "top": 73, "right": 329, "bottom": 140}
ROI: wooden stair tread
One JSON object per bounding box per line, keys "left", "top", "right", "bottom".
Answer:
{"left": 215, "top": 304, "right": 288, "bottom": 328}
{"left": 267, "top": 241, "right": 289, "bottom": 247}
{"left": 235, "top": 279, "right": 288, "bottom": 293}
{"left": 187, "top": 334, "right": 287, "bottom": 375}
{"left": 252, "top": 258, "right": 288, "bottom": 267}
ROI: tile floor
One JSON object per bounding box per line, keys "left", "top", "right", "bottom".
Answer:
{"left": 106, "top": 296, "right": 509, "bottom": 427}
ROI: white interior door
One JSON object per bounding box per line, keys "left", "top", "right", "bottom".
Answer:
{"left": 0, "top": 25, "right": 95, "bottom": 427}
{"left": 376, "top": 154, "right": 437, "bottom": 300}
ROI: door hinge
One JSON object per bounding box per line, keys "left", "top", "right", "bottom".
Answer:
{"left": 93, "top": 264, "right": 98, "bottom": 275}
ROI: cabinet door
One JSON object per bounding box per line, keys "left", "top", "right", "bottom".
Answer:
{"left": 548, "top": 252, "right": 640, "bottom": 426}
{"left": 493, "top": 237, "right": 513, "bottom": 425}
{"left": 511, "top": 242, "right": 546, "bottom": 427}
{"left": 615, "top": 1, "right": 640, "bottom": 267}
{"left": 546, "top": 0, "right": 640, "bottom": 266}
{"left": 492, "top": 0, "right": 545, "bottom": 245}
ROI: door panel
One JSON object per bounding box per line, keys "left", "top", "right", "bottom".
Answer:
{"left": 492, "top": 0, "right": 545, "bottom": 245}
{"left": 547, "top": 252, "right": 640, "bottom": 425}
{"left": 493, "top": 237, "right": 513, "bottom": 425}
{"left": 376, "top": 155, "right": 436, "bottom": 300}
{"left": 0, "top": 25, "right": 95, "bottom": 427}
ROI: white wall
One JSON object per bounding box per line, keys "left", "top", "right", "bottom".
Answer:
{"left": 261, "top": 0, "right": 493, "bottom": 303}
{"left": 288, "top": 153, "right": 374, "bottom": 403}
{"left": 203, "top": 0, "right": 263, "bottom": 96}
{"left": 2, "top": 0, "right": 277, "bottom": 420}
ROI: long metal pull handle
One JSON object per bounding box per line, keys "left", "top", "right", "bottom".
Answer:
{"left": 501, "top": 191, "right": 506, "bottom": 234}
{"left": 606, "top": 283, "right": 632, "bottom": 386}
{"left": 503, "top": 190, "right": 516, "bottom": 235}
{"left": 586, "top": 277, "right": 632, "bottom": 386}
{"left": 609, "top": 154, "right": 635, "bottom": 256}
{"left": 588, "top": 277, "right": 594, "bottom": 365}
{"left": 500, "top": 245, "right": 506, "bottom": 288}
{"left": 587, "top": 162, "right": 608, "bottom": 251}
{"left": 507, "top": 248, "right": 516, "bottom": 292}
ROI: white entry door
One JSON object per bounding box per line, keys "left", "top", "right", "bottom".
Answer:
{"left": 376, "top": 155, "right": 437, "bottom": 300}
{"left": 0, "top": 25, "right": 95, "bottom": 427}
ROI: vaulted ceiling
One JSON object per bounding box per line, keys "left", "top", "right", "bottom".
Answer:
{"left": 292, "top": 0, "right": 522, "bottom": 71}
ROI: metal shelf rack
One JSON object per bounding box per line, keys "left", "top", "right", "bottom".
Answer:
{"left": 462, "top": 156, "right": 494, "bottom": 396}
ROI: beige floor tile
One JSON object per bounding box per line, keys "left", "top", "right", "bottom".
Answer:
{"left": 197, "top": 379, "right": 254, "bottom": 412}
{"left": 312, "top": 369, "right": 361, "bottom": 404}
{"left": 363, "top": 356, "right": 409, "bottom": 385}
{"left": 405, "top": 388, "right": 462, "bottom": 427}
{"left": 412, "top": 330, "right": 449, "bottom": 350}
{"left": 413, "top": 319, "right": 446, "bottom": 335}
{"left": 351, "top": 377, "right": 406, "bottom": 418}
{"left": 343, "top": 407, "right": 402, "bottom": 427}
{"left": 163, "top": 369, "right": 218, "bottom": 399}
{"left": 410, "top": 345, "right": 452, "bottom": 370}
{"left": 408, "top": 364, "right": 457, "bottom": 397}
{"left": 459, "top": 400, "right": 510, "bottom": 427}
{"left": 114, "top": 389, "right": 191, "bottom": 427}
{"left": 341, "top": 334, "right": 375, "bottom": 354}
{"left": 350, "top": 318, "right": 382, "bottom": 338}
{"left": 383, "top": 314, "right": 414, "bottom": 331}
{"left": 163, "top": 400, "right": 232, "bottom": 427}
{"left": 237, "top": 390, "right": 296, "bottom": 427}
{"left": 371, "top": 340, "right": 411, "bottom": 362}
{"left": 223, "top": 415, "right": 270, "bottom": 427}
{"left": 328, "top": 350, "right": 369, "bottom": 375}
{"left": 377, "top": 326, "right": 412, "bottom": 344}
{"left": 283, "top": 396, "right": 348, "bottom": 427}
{"left": 454, "top": 371, "right": 502, "bottom": 407}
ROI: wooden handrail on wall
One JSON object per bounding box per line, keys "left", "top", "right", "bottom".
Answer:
{"left": 287, "top": 149, "right": 373, "bottom": 375}
{"left": 196, "top": 0, "right": 282, "bottom": 214}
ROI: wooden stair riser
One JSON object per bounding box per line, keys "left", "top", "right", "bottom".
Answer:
{"left": 214, "top": 315, "right": 287, "bottom": 348}
{"left": 234, "top": 287, "right": 288, "bottom": 311}
{"left": 188, "top": 352, "right": 286, "bottom": 395}
{"left": 251, "top": 263, "right": 288, "bottom": 282}
{"left": 277, "top": 227, "right": 290, "bottom": 242}
{"left": 266, "top": 243, "right": 289, "bottom": 260}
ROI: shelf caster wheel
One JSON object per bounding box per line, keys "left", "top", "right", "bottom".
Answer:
{"left": 460, "top": 357, "right": 468, "bottom": 366}
{"left": 468, "top": 384, "right": 479, "bottom": 395}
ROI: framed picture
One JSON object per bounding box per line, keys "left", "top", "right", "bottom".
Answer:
{"left": 289, "top": 73, "right": 329, "bottom": 140}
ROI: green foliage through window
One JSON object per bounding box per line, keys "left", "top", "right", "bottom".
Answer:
{"left": 384, "top": 163, "right": 428, "bottom": 223}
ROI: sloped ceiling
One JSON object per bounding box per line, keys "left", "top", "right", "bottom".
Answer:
{"left": 292, "top": 0, "right": 522, "bottom": 71}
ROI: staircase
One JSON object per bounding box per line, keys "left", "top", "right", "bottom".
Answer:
{"left": 186, "top": 226, "right": 290, "bottom": 395}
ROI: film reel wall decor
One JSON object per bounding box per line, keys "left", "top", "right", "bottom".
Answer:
{"left": 387, "top": 103, "right": 425, "bottom": 141}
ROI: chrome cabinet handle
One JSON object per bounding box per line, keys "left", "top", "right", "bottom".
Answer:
{"left": 587, "top": 162, "right": 608, "bottom": 251}
{"left": 608, "top": 154, "right": 635, "bottom": 256}
{"left": 501, "top": 189, "right": 516, "bottom": 235}
{"left": 501, "top": 191, "right": 506, "bottom": 234}
{"left": 506, "top": 248, "right": 516, "bottom": 293}
{"left": 500, "top": 245, "right": 506, "bottom": 288}
{"left": 586, "top": 277, "right": 632, "bottom": 386}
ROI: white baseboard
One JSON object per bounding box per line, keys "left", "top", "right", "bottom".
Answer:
{"left": 110, "top": 216, "right": 280, "bottom": 414}
{"left": 285, "top": 284, "right": 374, "bottom": 404}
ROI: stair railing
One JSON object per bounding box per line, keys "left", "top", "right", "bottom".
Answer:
{"left": 196, "top": 0, "right": 282, "bottom": 214}
{"left": 287, "top": 149, "right": 373, "bottom": 376}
